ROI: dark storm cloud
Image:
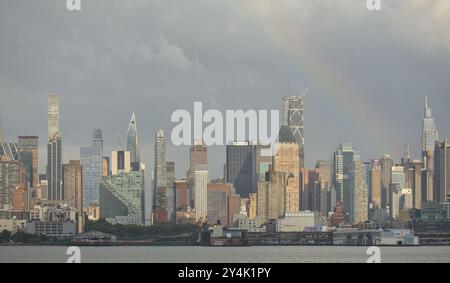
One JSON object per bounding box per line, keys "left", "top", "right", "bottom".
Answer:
{"left": 0, "top": 0, "right": 449, "bottom": 178}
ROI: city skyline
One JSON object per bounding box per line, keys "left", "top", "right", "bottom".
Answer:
{"left": 1, "top": 1, "right": 450, "bottom": 180}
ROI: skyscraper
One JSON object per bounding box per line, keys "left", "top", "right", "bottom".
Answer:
{"left": 422, "top": 96, "right": 439, "bottom": 153}
{"left": 187, "top": 140, "right": 207, "bottom": 207}
{"left": 434, "top": 140, "right": 450, "bottom": 214}
{"left": 63, "top": 160, "right": 83, "bottom": 212}
{"left": 18, "top": 136, "right": 39, "bottom": 189}
{"left": 273, "top": 125, "right": 300, "bottom": 212}
{"left": 93, "top": 129, "right": 103, "bottom": 154}
{"left": 333, "top": 143, "right": 360, "bottom": 222}
{"left": 350, "top": 159, "right": 368, "bottom": 224}
{"left": 166, "top": 161, "right": 176, "bottom": 223}
{"left": 47, "top": 95, "right": 63, "bottom": 201}
{"left": 257, "top": 166, "right": 287, "bottom": 223}
{"left": 194, "top": 170, "right": 208, "bottom": 223}
{"left": 283, "top": 96, "right": 305, "bottom": 169}
{"left": 225, "top": 142, "right": 257, "bottom": 198}
{"left": 370, "top": 163, "right": 382, "bottom": 208}
{"left": 0, "top": 157, "right": 27, "bottom": 213}
{"left": 81, "top": 130, "right": 103, "bottom": 207}
{"left": 153, "top": 129, "right": 167, "bottom": 223}
{"left": 380, "top": 155, "right": 393, "bottom": 209}
{"left": 48, "top": 95, "right": 60, "bottom": 141}
{"left": 126, "top": 113, "right": 141, "bottom": 171}
{"left": 47, "top": 133, "right": 62, "bottom": 200}
{"left": 111, "top": 150, "right": 131, "bottom": 176}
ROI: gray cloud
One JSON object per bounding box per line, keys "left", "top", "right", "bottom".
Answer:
{"left": 0, "top": 0, "right": 449, "bottom": 179}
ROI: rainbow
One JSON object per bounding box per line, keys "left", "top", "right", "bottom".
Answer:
{"left": 228, "top": 1, "right": 394, "bottom": 154}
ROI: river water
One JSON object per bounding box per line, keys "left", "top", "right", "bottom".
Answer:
{"left": 1, "top": 246, "right": 449, "bottom": 263}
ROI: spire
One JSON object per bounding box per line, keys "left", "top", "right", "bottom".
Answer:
{"left": 126, "top": 112, "right": 141, "bottom": 165}
{"left": 425, "top": 95, "right": 432, "bottom": 118}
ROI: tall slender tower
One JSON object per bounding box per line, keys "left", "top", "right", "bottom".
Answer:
{"left": 47, "top": 95, "right": 63, "bottom": 201}
{"left": 422, "top": 96, "right": 439, "bottom": 153}
{"left": 127, "top": 113, "right": 141, "bottom": 171}
{"left": 282, "top": 96, "right": 305, "bottom": 169}
{"left": 153, "top": 129, "right": 167, "bottom": 223}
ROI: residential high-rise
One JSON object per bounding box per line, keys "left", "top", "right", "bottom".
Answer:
{"left": 126, "top": 113, "right": 141, "bottom": 171}
{"left": 350, "top": 159, "right": 368, "bottom": 224}
{"left": 434, "top": 140, "right": 450, "bottom": 217}
{"left": 100, "top": 171, "right": 144, "bottom": 225}
{"left": 166, "top": 161, "right": 176, "bottom": 223}
{"left": 111, "top": 150, "right": 131, "bottom": 176}
{"left": 153, "top": 129, "right": 167, "bottom": 223}
{"left": 0, "top": 157, "right": 27, "bottom": 213}
{"left": 80, "top": 135, "right": 103, "bottom": 207}
{"left": 47, "top": 95, "right": 63, "bottom": 201}
{"left": 47, "top": 133, "right": 62, "bottom": 200}
{"left": 194, "top": 170, "right": 208, "bottom": 222}
{"left": 48, "top": 95, "right": 60, "bottom": 141}
{"left": 273, "top": 126, "right": 300, "bottom": 212}
{"left": 63, "top": 160, "right": 83, "bottom": 212}
{"left": 18, "top": 136, "right": 39, "bottom": 189}
{"left": 333, "top": 143, "right": 360, "bottom": 221}
{"left": 380, "top": 155, "right": 393, "bottom": 209}
{"left": 282, "top": 96, "right": 305, "bottom": 169}
{"left": 225, "top": 142, "right": 257, "bottom": 198}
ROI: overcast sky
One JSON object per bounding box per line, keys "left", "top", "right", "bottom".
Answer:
{"left": 1, "top": 0, "right": 449, "bottom": 179}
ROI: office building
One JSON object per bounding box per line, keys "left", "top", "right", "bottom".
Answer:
{"left": 225, "top": 142, "right": 257, "bottom": 198}
{"left": 282, "top": 96, "right": 305, "bottom": 169}
{"left": 257, "top": 166, "right": 287, "bottom": 223}
{"left": 333, "top": 143, "right": 360, "bottom": 221}
{"left": 17, "top": 136, "right": 38, "bottom": 189}
{"left": 435, "top": 140, "right": 450, "bottom": 218}
{"left": 80, "top": 130, "right": 103, "bottom": 207}
{"left": 273, "top": 125, "right": 300, "bottom": 212}
{"left": 63, "top": 160, "right": 83, "bottom": 212}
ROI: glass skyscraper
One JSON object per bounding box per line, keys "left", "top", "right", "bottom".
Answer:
{"left": 80, "top": 129, "right": 103, "bottom": 207}
{"left": 226, "top": 142, "right": 257, "bottom": 198}
{"left": 333, "top": 143, "right": 360, "bottom": 222}
{"left": 127, "top": 113, "right": 141, "bottom": 171}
